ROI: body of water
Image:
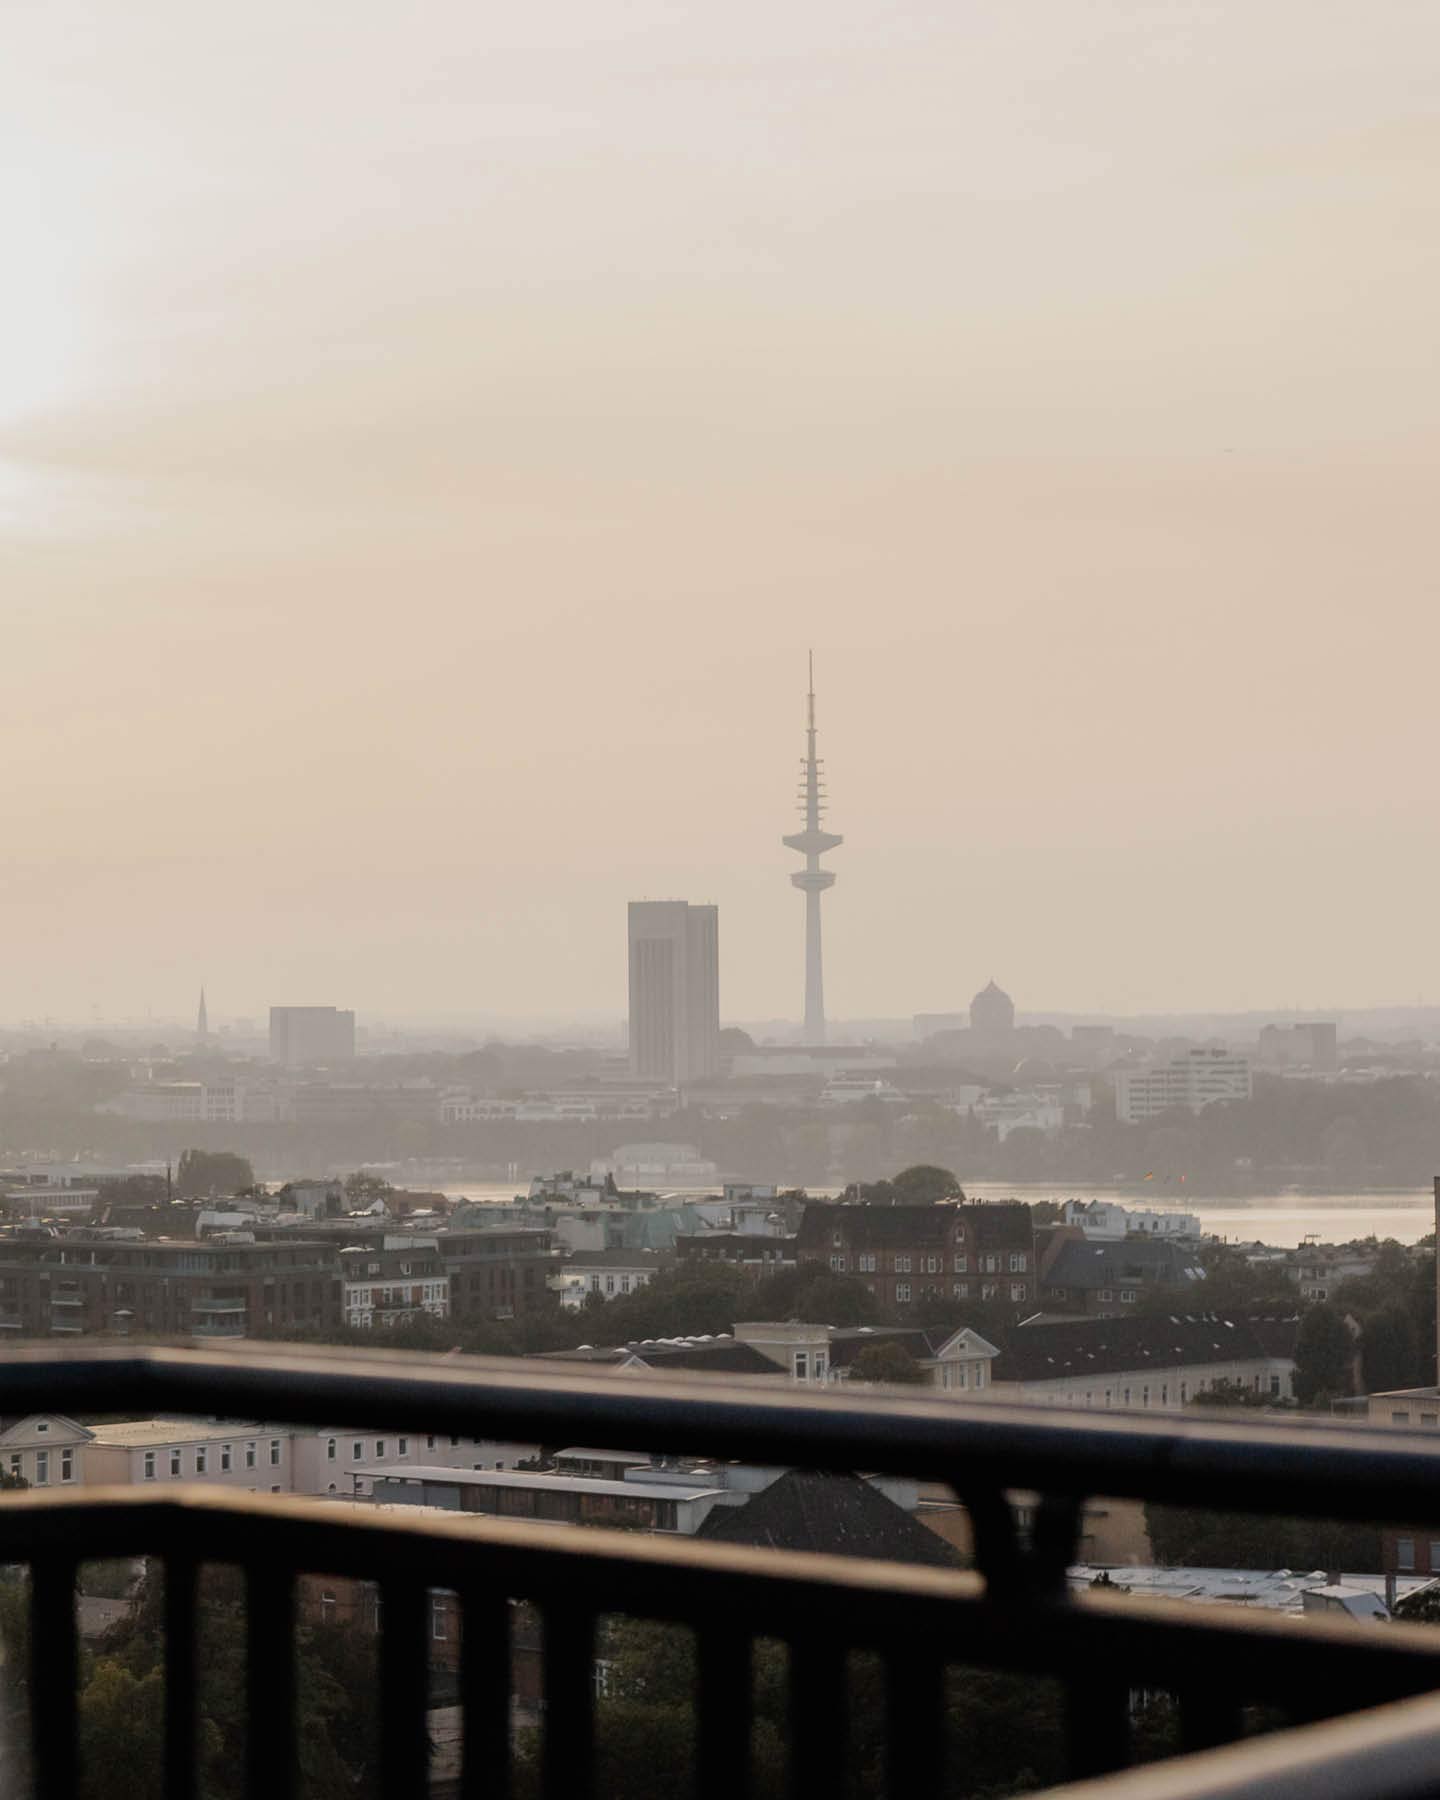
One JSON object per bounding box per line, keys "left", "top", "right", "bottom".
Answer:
{"left": 434, "top": 1181, "right": 1435, "bottom": 1248}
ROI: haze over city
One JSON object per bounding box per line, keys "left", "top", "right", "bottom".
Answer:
{"left": 4, "top": 1, "right": 1439, "bottom": 1027}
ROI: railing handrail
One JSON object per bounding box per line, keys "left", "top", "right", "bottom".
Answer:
{"left": 0, "top": 1342, "right": 1437, "bottom": 1524}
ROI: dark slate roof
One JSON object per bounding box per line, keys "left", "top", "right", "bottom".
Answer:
{"left": 697, "top": 1469, "right": 962, "bottom": 1568}
{"left": 796, "top": 1201, "right": 1031, "bottom": 1254}
{"left": 1040, "top": 1237, "right": 1206, "bottom": 1290}
{"left": 991, "top": 1314, "right": 1300, "bottom": 1384}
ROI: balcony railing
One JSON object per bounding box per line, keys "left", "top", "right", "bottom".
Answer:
{"left": 3, "top": 1343, "right": 1440, "bottom": 1799}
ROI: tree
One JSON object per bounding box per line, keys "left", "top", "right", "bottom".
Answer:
{"left": 890, "top": 1165, "right": 967, "bottom": 1205}
{"left": 344, "top": 1171, "right": 396, "bottom": 1206}
{"left": 1294, "top": 1304, "right": 1354, "bottom": 1407}
{"left": 1189, "top": 1380, "right": 1274, "bottom": 1409}
{"left": 847, "top": 1341, "right": 926, "bottom": 1385}
{"left": 174, "top": 1150, "right": 256, "bottom": 1199}
{"left": 1360, "top": 1302, "right": 1421, "bottom": 1395}
{"left": 1144, "top": 1503, "right": 1379, "bottom": 1571}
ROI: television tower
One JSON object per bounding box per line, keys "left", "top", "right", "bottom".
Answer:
{"left": 783, "top": 653, "right": 842, "bottom": 1044}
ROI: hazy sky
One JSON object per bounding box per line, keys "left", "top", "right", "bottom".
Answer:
{"left": 2, "top": 2, "right": 1438, "bottom": 1026}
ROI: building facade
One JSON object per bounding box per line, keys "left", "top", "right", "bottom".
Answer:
{"left": 269, "top": 1006, "right": 357, "bottom": 1066}
{"left": 626, "top": 901, "right": 720, "bottom": 1085}
{"left": 795, "top": 1201, "right": 1036, "bottom": 1311}
{"left": 1114, "top": 1048, "right": 1252, "bottom": 1123}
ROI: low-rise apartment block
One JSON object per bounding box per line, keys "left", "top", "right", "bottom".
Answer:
{"left": 796, "top": 1201, "right": 1036, "bottom": 1310}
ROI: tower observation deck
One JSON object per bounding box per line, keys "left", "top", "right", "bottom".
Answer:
{"left": 782, "top": 653, "right": 842, "bottom": 1045}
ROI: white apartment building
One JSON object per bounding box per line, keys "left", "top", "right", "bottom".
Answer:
{"left": 1062, "top": 1200, "right": 1204, "bottom": 1240}
{"left": 1114, "top": 1048, "right": 1252, "bottom": 1124}
{"left": 0, "top": 1415, "right": 536, "bottom": 1497}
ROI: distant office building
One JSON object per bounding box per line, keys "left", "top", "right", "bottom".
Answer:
{"left": 1114, "top": 1048, "right": 1252, "bottom": 1124}
{"left": 1257, "top": 1022, "right": 1338, "bottom": 1072}
{"left": 969, "top": 980, "right": 1016, "bottom": 1040}
{"left": 269, "top": 1006, "right": 356, "bottom": 1066}
{"left": 627, "top": 902, "right": 719, "bottom": 1084}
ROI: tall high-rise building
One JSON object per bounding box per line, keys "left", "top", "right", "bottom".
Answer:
{"left": 627, "top": 902, "right": 719, "bottom": 1085}
{"left": 269, "top": 1006, "right": 357, "bottom": 1067}
{"left": 783, "top": 654, "right": 841, "bottom": 1045}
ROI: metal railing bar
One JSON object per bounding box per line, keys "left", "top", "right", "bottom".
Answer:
{"left": 1178, "top": 1690, "right": 1244, "bottom": 1756}
{"left": 1033, "top": 1689, "right": 1440, "bottom": 1800}
{"left": 1, "top": 1488, "right": 1438, "bottom": 1714}
{"left": 460, "top": 1588, "right": 511, "bottom": 1800}
{"left": 245, "top": 1565, "right": 295, "bottom": 1800}
{"left": 378, "top": 1579, "right": 430, "bottom": 1800}
{"left": 30, "top": 1554, "right": 78, "bottom": 1800}
{"left": 0, "top": 1343, "right": 1438, "bottom": 1525}
{"left": 163, "top": 1554, "right": 198, "bottom": 1800}
{"left": 884, "top": 1648, "right": 944, "bottom": 1800}
{"left": 697, "top": 1626, "right": 751, "bottom": 1800}
{"left": 1066, "top": 1672, "right": 1132, "bottom": 1780}
{"left": 789, "top": 1637, "right": 846, "bottom": 1800}
{"left": 541, "top": 1605, "right": 595, "bottom": 1800}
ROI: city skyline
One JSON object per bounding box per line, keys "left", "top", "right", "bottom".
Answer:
{"left": 2, "top": 3, "right": 1438, "bottom": 1022}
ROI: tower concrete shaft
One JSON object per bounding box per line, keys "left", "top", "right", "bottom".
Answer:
{"left": 782, "top": 653, "right": 841, "bottom": 1045}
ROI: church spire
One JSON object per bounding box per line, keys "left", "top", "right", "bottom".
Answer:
{"left": 196, "top": 987, "right": 209, "bottom": 1040}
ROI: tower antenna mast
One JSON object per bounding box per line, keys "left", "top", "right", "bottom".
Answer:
{"left": 783, "top": 652, "right": 842, "bottom": 1044}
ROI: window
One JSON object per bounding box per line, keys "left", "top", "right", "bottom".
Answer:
{"left": 1424, "top": 1414, "right": 1438, "bottom": 1427}
{"left": 60, "top": 1448, "right": 74, "bottom": 1483}
{"left": 35, "top": 1451, "right": 48, "bottom": 1485}
{"left": 793, "top": 1353, "right": 809, "bottom": 1382}
{"left": 221, "top": 1445, "right": 232, "bottom": 1472}
{"left": 896, "top": 1283, "right": 911, "bottom": 1304}
{"left": 1393, "top": 1411, "right": 1412, "bottom": 1424}
{"left": 953, "top": 1282, "right": 970, "bottom": 1299}
{"left": 1009, "top": 1253, "right": 1028, "bottom": 1272}
{"left": 1122, "top": 1389, "right": 1132, "bottom": 1406}
{"left": 36, "top": 1422, "right": 48, "bottom": 1434}
{"left": 859, "top": 1254, "right": 877, "bottom": 1273}
{"left": 375, "top": 1441, "right": 386, "bottom": 1459}
{"left": 1098, "top": 1289, "right": 1114, "bottom": 1303}
{"left": 398, "top": 1438, "right": 409, "bottom": 1457}
{"left": 953, "top": 1254, "right": 968, "bottom": 1273}
{"left": 1398, "top": 1538, "right": 1416, "bottom": 1571}
{"left": 432, "top": 1598, "right": 448, "bottom": 1641}
{"left": 815, "top": 1355, "right": 827, "bottom": 1381}
{"left": 196, "top": 1447, "right": 208, "bottom": 1475}
{"left": 1160, "top": 1386, "right": 1168, "bottom": 1407}
{"left": 953, "top": 1365, "right": 968, "bottom": 1390}
{"left": 1010, "top": 1283, "right": 1026, "bottom": 1301}
{"left": 1141, "top": 1387, "right": 1150, "bottom": 1408}
{"left": 895, "top": 1256, "right": 912, "bottom": 1274}
{"left": 144, "top": 1452, "right": 157, "bottom": 1480}
{"left": 8, "top": 1455, "right": 19, "bottom": 1479}
{"left": 426, "top": 1436, "right": 437, "bottom": 1451}
{"left": 244, "top": 1442, "right": 257, "bottom": 1469}
{"left": 353, "top": 1441, "right": 364, "bottom": 1461}
{"left": 320, "top": 1591, "right": 336, "bottom": 1625}
{"left": 831, "top": 1232, "right": 843, "bottom": 1248}
{"left": 1180, "top": 1382, "right": 1188, "bottom": 1403}
{"left": 829, "top": 1255, "right": 847, "bottom": 1273}
{"left": 326, "top": 1438, "right": 337, "bottom": 1461}
{"left": 605, "top": 1275, "right": 616, "bottom": 1294}
{"left": 1119, "top": 1290, "right": 1136, "bottom": 1304}
{"left": 170, "top": 1450, "right": 183, "bottom": 1477}
{"left": 269, "top": 1440, "right": 281, "bottom": 1466}
{"left": 1271, "top": 1377, "right": 1282, "bottom": 1398}
{"left": 974, "top": 1365, "right": 985, "bottom": 1389}
{"left": 981, "top": 1283, "right": 998, "bottom": 1300}
{"left": 981, "top": 1255, "right": 1000, "bottom": 1275}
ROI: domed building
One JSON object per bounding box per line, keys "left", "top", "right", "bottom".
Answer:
{"left": 969, "top": 979, "right": 1016, "bottom": 1040}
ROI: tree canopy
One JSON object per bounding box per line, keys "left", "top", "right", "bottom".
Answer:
{"left": 174, "top": 1149, "right": 256, "bottom": 1199}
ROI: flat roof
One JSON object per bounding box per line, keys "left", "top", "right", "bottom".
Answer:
{"left": 371, "top": 1466, "right": 725, "bottom": 1502}
{"left": 88, "top": 1419, "right": 276, "bottom": 1447}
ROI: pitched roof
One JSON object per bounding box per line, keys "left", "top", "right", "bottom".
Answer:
{"left": 1040, "top": 1237, "right": 1206, "bottom": 1290}
{"left": 991, "top": 1314, "right": 1300, "bottom": 1385}
{"left": 697, "top": 1469, "right": 962, "bottom": 1568}
{"left": 796, "top": 1201, "right": 1032, "bottom": 1253}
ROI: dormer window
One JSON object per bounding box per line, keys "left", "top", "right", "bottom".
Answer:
{"left": 36, "top": 1422, "right": 48, "bottom": 1433}
{"left": 831, "top": 1233, "right": 843, "bottom": 1248}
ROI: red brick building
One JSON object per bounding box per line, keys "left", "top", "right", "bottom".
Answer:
{"left": 795, "top": 1202, "right": 1035, "bottom": 1311}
